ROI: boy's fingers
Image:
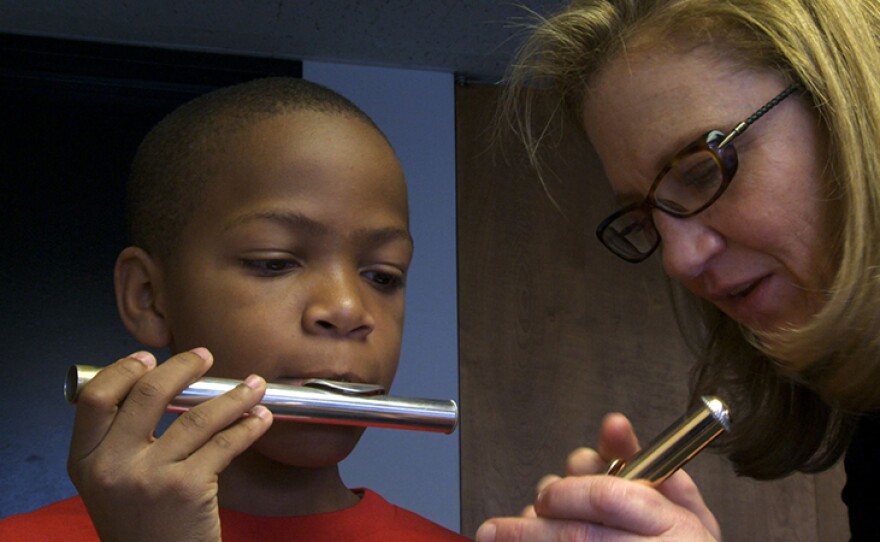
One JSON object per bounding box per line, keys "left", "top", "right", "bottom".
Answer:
{"left": 155, "top": 375, "right": 268, "bottom": 462}
{"left": 105, "top": 349, "right": 213, "bottom": 445}
{"left": 69, "top": 352, "right": 156, "bottom": 461}
{"left": 185, "top": 405, "right": 274, "bottom": 474}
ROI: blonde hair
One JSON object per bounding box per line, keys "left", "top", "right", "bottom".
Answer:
{"left": 503, "top": 0, "right": 880, "bottom": 477}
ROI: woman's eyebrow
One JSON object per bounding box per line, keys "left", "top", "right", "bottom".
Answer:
{"left": 611, "top": 186, "right": 647, "bottom": 207}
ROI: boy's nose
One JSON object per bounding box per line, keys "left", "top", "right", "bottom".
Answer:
{"left": 653, "top": 211, "right": 725, "bottom": 285}
{"left": 302, "top": 271, "right": 375, "bottom": 339}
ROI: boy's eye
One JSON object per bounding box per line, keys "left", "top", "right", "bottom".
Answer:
{"left": 363, "top": 269, "right": 406, "bottom": 292}
{"left": 241, "top": 258, "right": 300, "bottom": 276}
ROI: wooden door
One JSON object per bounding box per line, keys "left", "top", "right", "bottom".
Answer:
{"left": 455, "top": 84, "right": 848, "bottom": 541}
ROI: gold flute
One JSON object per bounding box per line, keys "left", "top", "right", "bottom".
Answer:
{"left": 606, "top": 396, "right": 730, "bottom": 486}
{"left": 65, "top": 365, "right": 459, "bottom": 434}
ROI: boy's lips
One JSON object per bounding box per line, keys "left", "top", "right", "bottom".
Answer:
{"left": 273, "top": 373, "right": 372, "bottom": 387}
{"left": 271, "top": 375, "right": 387, "bottom": 397}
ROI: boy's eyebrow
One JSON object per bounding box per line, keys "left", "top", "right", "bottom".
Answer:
{"left": 226, "top": 210, "right": 327, "bottom": 236}
{"left": 357, "top": 226, "right": 414, "bottom": 246}
{"left": 225, "top": 210, "right": 413, "bottom": 244}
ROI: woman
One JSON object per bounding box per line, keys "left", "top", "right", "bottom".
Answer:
{"left": 478, "top": 1, "right": 880, "bottom": 540}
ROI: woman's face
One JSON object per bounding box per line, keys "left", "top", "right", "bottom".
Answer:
{"left": 582, "top": 45, "right": 832, "bottom": 333}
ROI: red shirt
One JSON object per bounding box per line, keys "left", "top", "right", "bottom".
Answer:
{"left": 0, "top": 489, "right": 471, "bottom": 541}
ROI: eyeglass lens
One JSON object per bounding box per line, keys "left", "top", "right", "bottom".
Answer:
{"left": 596, "top": 85, "right": 798, "bottom": 263}
{"left": 599, "top": 209, "right": 658, "bottom": 261}
{"left": 654, "top": 146, "right": 725, "bottom": 214}
{"left": 599, "top": 137, "right": 726, "bottom": 261}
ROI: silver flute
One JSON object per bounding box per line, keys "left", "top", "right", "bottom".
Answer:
{"left": 65, "top": 365, "right": 458, "bottom": 434}
{"left": 606, "top": 396, "right": 731, "bottom": 486}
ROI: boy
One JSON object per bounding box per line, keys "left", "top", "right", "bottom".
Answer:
{"left": 0, "top": 77, "right": 469, "bottom": 541}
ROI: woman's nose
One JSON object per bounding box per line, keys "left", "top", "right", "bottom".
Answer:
{"left": 302, "top": 271, "right": 375, "bottom": 339}
{"left": 653, "top": 211, "right": 725, "bottom": 283}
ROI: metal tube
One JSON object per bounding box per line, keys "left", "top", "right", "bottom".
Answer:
{"left": 606, "top": 396, "right": 730, "bottom": 486}
{"left": 65, "top": 365, "right": 458, "bottom": 434}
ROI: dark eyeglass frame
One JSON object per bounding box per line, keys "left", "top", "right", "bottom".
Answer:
{"left": 595, "top": 84, "right": 800, "bottom": 263}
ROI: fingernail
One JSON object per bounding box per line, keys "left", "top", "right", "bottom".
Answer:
{"left": 190, "top": 347, "right": 212, "bottom": 363}
{"left": 475, "top": 523, "right": 496, "bottom": 542}
{"left": 250, "top": 405, "right": 271, "bottom": 420}
{"left": 129, "top": 351, "right": 156, "bottom": 368}
{"left": 535, "top": 489, "right": 546, "bottom": 509}
{"left": 243, "top": 374, "right": 263, "bottom": 390}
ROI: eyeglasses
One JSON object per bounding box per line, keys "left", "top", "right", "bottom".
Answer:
{"left": 595, "top": 84, "right": 799, "bottom": 263}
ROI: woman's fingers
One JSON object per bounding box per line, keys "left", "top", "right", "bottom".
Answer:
{"left": 69, "top": 351, "right": 157, "bottom": 462}
{"left": 565, "top": 447, "right": 603, "bottom": 475}
{"left": 480, "top": 476, "right": 718, "bottom": 542}
{"left": 595, "top": 413, "right": 720, "bottom": 537}
{"left": 597, "top": 413, "right": 640, "bottom": 461}
{"left": 484, "top": 414, "right": 719, "bottom": 542}
{"left": 564, "top": 413, "right": 640, "bottom": 478}
{"left": 482, "top": 414, "right": 719, "bottom": 542}
{"left": 477, "top": 516, "right": 588, "bottom": 542}
{"left": 656, "top": 469, "right": 722, "bottom": 539}
{"left": 477, "top": 515, "right": 646, "bottom": 542}
{"left": 536, "top": 474, "right": 560, "bottom": 493}
{"left": 534, "top": 475, "right": 676, "bottom": 534}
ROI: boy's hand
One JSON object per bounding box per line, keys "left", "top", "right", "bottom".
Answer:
{"left": 477, "top": 413, "right": 721, "bottom": 542}
{"left": 67, "top": 348, "right": 273, "bottom": 542}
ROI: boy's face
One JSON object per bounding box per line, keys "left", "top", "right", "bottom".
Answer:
{"left": 157, "top": 110, "right": 412, "bottom": 467}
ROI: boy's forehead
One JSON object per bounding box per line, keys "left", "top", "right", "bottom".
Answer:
{"left": 223, "top": 110, "right": 394, "bottom": 163}
{"left": 248, "top": 108, "right": 382, "bottom": 137}
{"left": 195, "top": 108, "right": 408, "bottom": 220}
{"left": 207, "top": 109, "right": 391, "bottom": 166}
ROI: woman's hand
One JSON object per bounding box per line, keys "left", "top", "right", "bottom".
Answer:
{"left": 476, "top": 413, "right": 721, "bottom": 541}
{"left": 67, "top": 348, "right": 273, "bottom": 542}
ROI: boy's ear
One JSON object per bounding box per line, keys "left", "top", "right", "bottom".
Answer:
{"left": 114, "top": 246, "right": 172, "bottom": 348}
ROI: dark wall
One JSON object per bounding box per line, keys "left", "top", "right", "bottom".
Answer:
{"left": 0, "top": 34, "right": 301, "bottom": 516}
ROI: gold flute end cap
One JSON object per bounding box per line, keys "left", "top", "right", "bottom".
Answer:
{"left": 605, "top": 457, "right": 626, "bottom": 476}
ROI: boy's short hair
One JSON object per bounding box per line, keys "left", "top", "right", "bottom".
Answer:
{"left": 127, "top": 77, "right": 384, "bottom": 258}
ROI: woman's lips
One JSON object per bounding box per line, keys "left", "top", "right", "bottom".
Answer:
{"left": 710, "top": 274, "right": 774, "bottom": 326}
{"left": 706, "top": 275, "right": 760, "bottom": 299}
{"left": 729, "top": 280, "right": 760, "bottom": 298}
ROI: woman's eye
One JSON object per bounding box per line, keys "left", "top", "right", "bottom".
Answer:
{"left": 363, "top": 270, "right": 406, "bottom": 292}
{"left": 241, "top": 259, "right": 299, "bottom": 276}
{"left": 676, "top": 154, "right": 719, "bottom": 189}
{"left": 683, "top": 168, "right": 717, "bottom": 188}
